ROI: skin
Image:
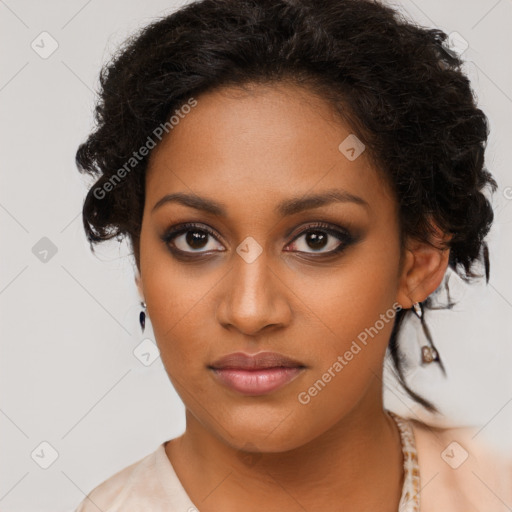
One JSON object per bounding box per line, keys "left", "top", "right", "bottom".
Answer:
{"left": 135, "top": 81, "right": 450, "bottom": 511}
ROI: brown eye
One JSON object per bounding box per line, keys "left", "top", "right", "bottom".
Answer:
{"left": 286, "top": 222, "right": 354, "bottom": 255}
{"left": 304, "top": 231, "right": 329, "bottom": 251}
{"left": 183, "top": 230, "right": 209, "bottom": 250}
{"left": 162, "top": 223, "right": 225, "bottom": 254}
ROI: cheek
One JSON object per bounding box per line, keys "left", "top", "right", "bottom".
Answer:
{"left": 293, "top": 287, "right": 398, "bottom": 437}
{"left": 144, "top": 275, "right": 215, "bottom": 402}
{"left": 300, "top": 239, "right": 401, "bottom": 346}
{"left": 294, "top": 240, "right": 401, "bottom": 394}
{"left": 144, "top": 269, "right": 210, "bottom": 358}
{"left": 297, "top": 294, "right": 397, "bottom": 406}
{"left": 139, "top": 236, "right": 210, "bottom": 365}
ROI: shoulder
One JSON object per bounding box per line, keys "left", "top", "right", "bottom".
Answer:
{"left": 73, "top": 447, "right": 159, "bottom": 511}
{"left": 407, "top": 417, "right": 512, "bottom": 512}
{"left": 73, "top": 441, "right": 195, "bottom": 511}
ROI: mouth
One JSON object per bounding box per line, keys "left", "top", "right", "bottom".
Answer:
{"left": 208, "top": 351, "right": 306, "bottom": 396}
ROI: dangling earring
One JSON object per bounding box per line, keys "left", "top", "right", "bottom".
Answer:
{"left": 139, "top": 301, "right": 146, "bottom": 333}
{"left": 412, "top": 301, "right": 441, "bottom": 366}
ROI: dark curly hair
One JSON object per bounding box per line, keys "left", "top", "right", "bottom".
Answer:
{"left": 75, "top": 0, "right": 497, "bottom": 413}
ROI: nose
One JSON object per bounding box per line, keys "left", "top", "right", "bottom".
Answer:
{"left": 215, "top": 250, "right": 292, "bottom": 337}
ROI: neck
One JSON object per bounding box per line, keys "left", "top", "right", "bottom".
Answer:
{"left": 165, "top": 379, "right": 404, "bottom": 511}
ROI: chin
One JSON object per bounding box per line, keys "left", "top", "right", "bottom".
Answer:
{"left": 210, "top": 409, "right": 319, "bottom": 454}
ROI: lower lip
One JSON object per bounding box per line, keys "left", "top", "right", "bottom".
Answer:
{"left": 210, "top": 367, "right": 304, "bottom": 395}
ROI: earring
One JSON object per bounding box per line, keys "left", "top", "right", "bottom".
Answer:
{"left": 139, "top": 301, "right": 146, "bottom": 333}
{"left": 421, "top": 345, "right": 438, "bottom": 364}
{"left": 412, "top": 301, "right": 423, "bottom": 319}
{"left": 412, "top": 301, "right": 439, "bottom": 365}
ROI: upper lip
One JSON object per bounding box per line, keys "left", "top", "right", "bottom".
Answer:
{"left": 209, "top": 351, "right": 305, "bottom": 370}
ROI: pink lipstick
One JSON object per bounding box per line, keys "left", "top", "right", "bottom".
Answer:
{"left": 208, "top": 351, "right": 305, "bottom": 396}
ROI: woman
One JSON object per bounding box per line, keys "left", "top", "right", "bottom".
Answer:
{"left": 74, "top": 0, "right": 512, "bottom": 510}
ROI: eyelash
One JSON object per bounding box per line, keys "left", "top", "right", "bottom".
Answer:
{"left": 160, "top": 221, "right": 355, "bottom": 260}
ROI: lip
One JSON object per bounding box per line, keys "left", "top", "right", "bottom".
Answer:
{"left": 210, "top": 351, "right": 305, "bottom": 370}
{"left": 208, "top": 351, "right": 306, "bottom": 396}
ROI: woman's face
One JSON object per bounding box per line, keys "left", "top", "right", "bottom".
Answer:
{"left": 139, "top": 82, "right": 409, "bottom": 452}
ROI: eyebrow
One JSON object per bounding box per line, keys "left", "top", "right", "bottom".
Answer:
{"left": 151, "top": 189, "right": 369, "bottom": 217}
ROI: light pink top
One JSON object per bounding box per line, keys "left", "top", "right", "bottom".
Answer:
{"left": 74, "top": 412, "right": 512, "bottom": 511}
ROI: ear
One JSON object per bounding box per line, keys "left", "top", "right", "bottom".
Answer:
{"left": 396, "top": 225, "right": 451, "bottom": 309}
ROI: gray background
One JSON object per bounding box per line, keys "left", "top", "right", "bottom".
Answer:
{"left": 1, "top": 0, "right": 511, "bottom": 510}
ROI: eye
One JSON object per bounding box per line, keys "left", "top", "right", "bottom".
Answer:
{"left": 161, "top": 221, "right": 354, "bottom": 259}
{"left": 285, "top": 222, "right": 353, "bottom": 255}
{"left": 161, "top": 223, "right": 225, "bottom": 254}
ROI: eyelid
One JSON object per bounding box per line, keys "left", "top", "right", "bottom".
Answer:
{"left": 286, "top": 221, "right": 352, "bottom": 244}
{"left": 162, "top": 222, "right": 226, "bottom": 250}
{"left": 284, "top": 222, "right": 353, "bottom": 255}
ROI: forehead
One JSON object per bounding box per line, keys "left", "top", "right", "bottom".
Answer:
{"left": 145, "top": 82, "right": 393, "bottom": 216}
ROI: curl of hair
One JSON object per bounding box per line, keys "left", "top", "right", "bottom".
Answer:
{"left": 76, "top": 0, "right": 497, "bottom": 412}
